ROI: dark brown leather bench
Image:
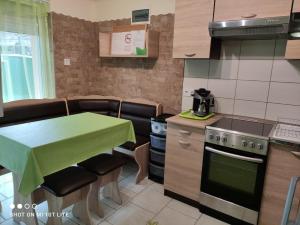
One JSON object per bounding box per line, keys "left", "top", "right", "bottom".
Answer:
{"left": 67, "top": 95, "right": 121, "bottom": 117}
{"left": 114, "top": 98, "right": 162, "bottom": 183}
{"left": 0, "top": 99, "right": 68, "bottom": 127}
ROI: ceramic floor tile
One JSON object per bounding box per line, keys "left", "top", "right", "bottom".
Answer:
{"left": 98, "top": 221, "right": 113, "bottom": 225}
{"left": 131, "top": 185, "right": 171, "bottom": 214}
{"left": 0, "top": 197, "right": 13, "bottom": 220}
{"left": 119, "top": 175, "right": 152, "bottom": 194}
{"left": 0, "top": 182, "right": 14, "bottom": 198}
{"left": 0, "top": 218, "right": 44, "bottom": 225}
{"left": 154, "top": 207, "right": 197, "bottom": 225}
{"left": 100, "top": 189, "right": 133, "bottom": 210}
{"left": 107, "top": 203, "right": 154, "bottom": 225}
{"left": 147, "top": 182, "right": 164, "bottom": 194}
{"left": 196, "top": 214, "right": 229, "bottom": 225}
{"left": 167, "top": 199, "right": 201, "bottom": 219}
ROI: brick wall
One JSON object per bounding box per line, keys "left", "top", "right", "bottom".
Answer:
{"left": 52, "top": 13, "right": 184, "bottom": 114}
{"left": 52, "top": 13, "right": 99, "bottom": 97}
{"left": 94, "top": 14, "right": 184, "bottom": 114}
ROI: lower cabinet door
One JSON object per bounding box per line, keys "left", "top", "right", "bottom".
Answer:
{"left": 259, "top": 144, "right": 300, "bottom": 225}
{"left": 164, "top": 134, "right": 204, "bottom": 201}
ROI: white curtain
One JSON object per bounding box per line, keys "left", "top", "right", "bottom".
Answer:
{"left": 0, "top": 0, "right": 55, "bottom": 102}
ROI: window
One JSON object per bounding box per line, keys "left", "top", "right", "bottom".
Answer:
{"left": 0, "top": 31, "right": 42, "bottom": 102}
{"left": 0, "top": 0, "right": 55, "bottom": 103}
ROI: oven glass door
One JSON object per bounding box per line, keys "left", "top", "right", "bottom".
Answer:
{"left": 201, "top": 143, "right": 267, "bottom": 211}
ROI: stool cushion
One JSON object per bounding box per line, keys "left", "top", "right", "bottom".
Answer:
{"left": 120, "top": 135, "right": 149, "bottom": 151}
{"left": 78, "top": 153, "right": 126, "bottom": 176}
{"left": 42, "top": 166, "right": 97, "bottom": 197}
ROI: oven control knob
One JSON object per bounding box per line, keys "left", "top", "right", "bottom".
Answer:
{"left": 257, "top": 144, "right": 263, "bottom": 150}
{"left": 250, "top": 142, "right": 255, "bottom": 148}
{"left": 222, "top": 136, "right": 227, "bottom": 143}
{"left": 216, "top": 136, "right": 221, "bottom": 141}
{"left": 242, "top": 140, "right": 248, "bottom": 147}
{"left": 209, "top": 134, "right": 214, "bottom": 140}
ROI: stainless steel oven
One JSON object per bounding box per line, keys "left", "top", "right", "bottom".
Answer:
{"left": 200, "top": 118, "right": 274, "bottom": 225}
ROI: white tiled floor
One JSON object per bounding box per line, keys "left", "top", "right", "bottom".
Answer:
{"left": 0, "top": 162, "right": 228, "bottom": 225}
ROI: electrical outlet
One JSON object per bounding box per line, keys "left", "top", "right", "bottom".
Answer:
{"left": 64, "top": 58, "right": 71, "bottom": 66}
{"left": 183, "top": 88, "right": 194, "bottom": 97}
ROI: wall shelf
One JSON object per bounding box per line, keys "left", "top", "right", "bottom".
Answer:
{"left": 99, "top": 24, "right": 159, "bottom": 58}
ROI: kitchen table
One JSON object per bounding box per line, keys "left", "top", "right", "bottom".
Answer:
{"left": 0, "top": 112, "right": 135, "bottom": 224}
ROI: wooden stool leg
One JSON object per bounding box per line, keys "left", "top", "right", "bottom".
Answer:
{"left": 102, "top": 168, "right": 122, "bottom": 205}
{"left": 86, "top": 181, "right": 104, "bottom": 218}
{"left": 45, "top": 192, "right": 63, "bottom": 225}
{"left": 72, "top": 186, "right": 92, "bottom": 225}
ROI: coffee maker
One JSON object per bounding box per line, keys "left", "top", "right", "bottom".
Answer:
{"left": 192, "top": 88, "right": 214, "bottom": 117}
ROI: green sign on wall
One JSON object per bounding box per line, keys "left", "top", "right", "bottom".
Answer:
{"left": 132, "top": 9, "right": 150, "bottom": 23}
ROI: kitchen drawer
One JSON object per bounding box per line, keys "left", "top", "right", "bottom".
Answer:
{"left": 166, "top": 133, "right": 203, "bottom": 153}
{"left": 167, "top": 122, "right": 205, "bottom": 141}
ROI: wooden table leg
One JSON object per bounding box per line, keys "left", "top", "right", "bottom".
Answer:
{"left": 12, "top": 173, "right": 39, "bottom": 225}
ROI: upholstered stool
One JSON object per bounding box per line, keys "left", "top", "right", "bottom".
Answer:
{"left": 78, "top": 153, "right": 126, "bottom": 217}
{"left": 41, "top": 166, "right": 97, "bottom": 225}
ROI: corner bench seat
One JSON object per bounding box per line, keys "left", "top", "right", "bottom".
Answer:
{"left": 67, "top": 96, "right": 121, "bottom": 117}
{"left": 0, "top": 98, "right": 68, "bottom": 127}
{"left": 120, "top": 135, "right": 150, "bottom": 151}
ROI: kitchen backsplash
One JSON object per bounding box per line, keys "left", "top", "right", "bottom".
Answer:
{"left": 182, "top": 40, "right": 300, "bottom": 121}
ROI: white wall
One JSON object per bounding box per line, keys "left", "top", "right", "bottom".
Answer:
{"left": 49, "top": 0, "right": 97, "bottom": 21}
{"left": 92, "top": 0, "right": 175, "bottom": 21}
{"left": 182, "top": 40, "right": 300, "bottom": 122}
{"left": 49, "top": 0, "right": 175, "bottom": 22}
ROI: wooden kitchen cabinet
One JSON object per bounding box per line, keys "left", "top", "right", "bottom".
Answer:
{"left": 214, "top": 0, "right": 293, "bottom": 22}
{"left": 164, "top": 115, "right": 221, "bottom": 202}
{"left": 172, "top": 0, "right": 214, "bottom": 58}
{"left": 259, "top": 144, "right": 300, "bottom": 225}
{"left": 164, "top": 124, "right": 204, "bottom": 201}
{"left": 285, "top": 40, "right": 300, "bottom": 59}
{"left": 294, "top": 0, "right": 300, "bottom": 12}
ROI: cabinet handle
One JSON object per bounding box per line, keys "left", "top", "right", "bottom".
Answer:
{"left": 178, "top": 140, "right": 191, "bottom": 146}
{"left": 241, "top": 13, "right": 257, "bottom": 19}
{"left": 185, "top": 53, "right": 196, "bottom": 57}
{"left": 179, "top": 130, "right": 191, "bottom": 135}
{"left": 291, "top": 151, "right": 300, "bottom": 158}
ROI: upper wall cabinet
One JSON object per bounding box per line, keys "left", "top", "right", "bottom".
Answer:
{"left": 214, "top": 0, "right": 293, "bottom": 21}
{"left": 172, "top": 0, "right": 215, "bottom": 59}
{"left": 294, "top": 0, "right": 300, "bottom": 12}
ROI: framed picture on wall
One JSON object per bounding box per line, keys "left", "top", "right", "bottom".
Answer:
{"left": 131, "top": 9, "right": 150, "bottom": 24}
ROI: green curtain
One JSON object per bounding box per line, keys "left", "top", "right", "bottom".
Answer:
{"left": 0, "top": 0, "right": 55, "bottom": 102}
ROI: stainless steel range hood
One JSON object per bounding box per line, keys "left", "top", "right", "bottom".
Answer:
{"left": 209, "top": 16, "right": 290, "bottom": 39}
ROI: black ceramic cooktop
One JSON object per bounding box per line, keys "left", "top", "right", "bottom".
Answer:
{"left": 210, "top": 118, "right": 274, "bottom": 137}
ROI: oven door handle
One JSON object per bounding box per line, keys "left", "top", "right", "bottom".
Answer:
{"left": 205, "top": 146, "right": 264, "bottom": 164}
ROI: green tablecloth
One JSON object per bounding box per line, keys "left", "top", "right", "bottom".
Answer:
{"left": 0, "top": 112, "right": 136, "bottom": 196}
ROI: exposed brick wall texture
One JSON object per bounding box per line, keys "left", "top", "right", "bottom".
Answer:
{"left": 52, "top": 13, "right": 99, "bottom": 97}
{"left": 52, "top": 13, "right": 184, "bottom": 114}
